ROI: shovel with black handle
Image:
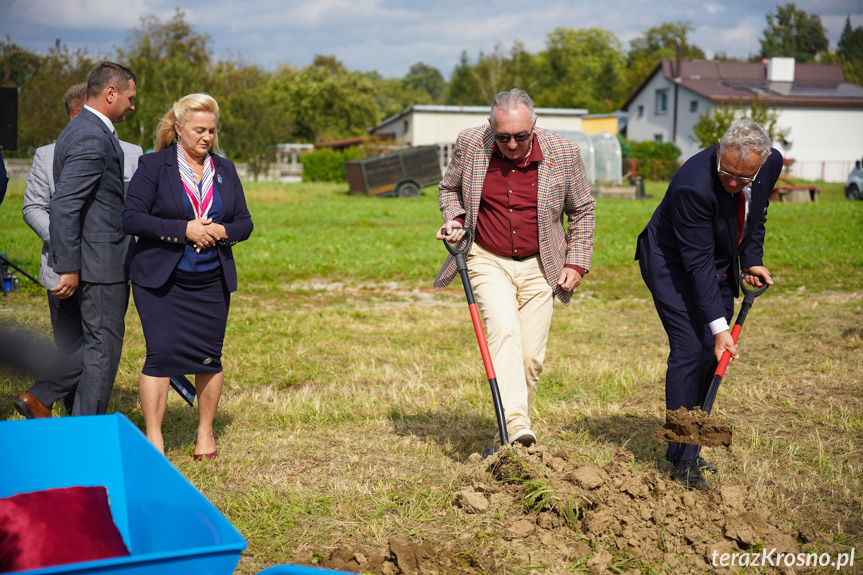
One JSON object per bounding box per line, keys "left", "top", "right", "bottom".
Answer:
{"left": 701, "top": 272, "right": 770, "bottom": 414}
{"left": 170, "top": 375, "right": 196, "bottom": 406}
{"left": 442, "top": 227, "right": 508, "bottom": 457}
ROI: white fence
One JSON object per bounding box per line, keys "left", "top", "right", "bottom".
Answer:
{"left": 3, "top": 159, "right": 33, "bottom": 181}
{"left": 782, "top": 160, "right": 855, "bottom": 183}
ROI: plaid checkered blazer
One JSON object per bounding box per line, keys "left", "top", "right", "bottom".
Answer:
{"left": 434, "top": 125, "right": 595, "bottom": 305}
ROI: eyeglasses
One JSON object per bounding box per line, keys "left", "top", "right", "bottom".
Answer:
{"left": 493, "top": 119, "right": 536, "bottom": 143}
{"left": 717, "top": 153, "right": 760, "bottom": 184}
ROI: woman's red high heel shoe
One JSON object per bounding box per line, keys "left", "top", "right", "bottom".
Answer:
{"left": 193, "top": 439, "right": 217, "bottom": 461}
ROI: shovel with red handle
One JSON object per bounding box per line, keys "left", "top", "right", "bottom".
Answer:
{"left": 701, "top": 273, "right": 770, "bottom": 414}
{"left": 442, "top": 227, "right": 508, "bottom": 457}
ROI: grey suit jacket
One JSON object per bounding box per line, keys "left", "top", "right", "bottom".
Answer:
{"left": 24, "top": 140, "right": 142, "bottom": 289}
{"left": 49, "top": 108, "right": 134, "bottom": 284}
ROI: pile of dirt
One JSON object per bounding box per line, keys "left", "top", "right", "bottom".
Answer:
{"left": 656, "top": 406, "right": 733, "bottom": 448}
{"left": 309, "top": 538, "right": 496, "bottom": 574}
{"left": 307, "top": 444, "right": 846, "bottom": 573}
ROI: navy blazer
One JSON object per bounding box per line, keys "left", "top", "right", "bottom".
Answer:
{"left": 635, "top": 145, "right": 783, "bottom": 322}
{"left": 123, "top": 145, "right": 253, "bottom": 291}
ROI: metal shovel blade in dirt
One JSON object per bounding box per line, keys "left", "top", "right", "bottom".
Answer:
{"left": 701, "top": 272, "right": 770, "bottom": 414}
{"left": 442, "top": 228, "right": 508, "bottom": 458}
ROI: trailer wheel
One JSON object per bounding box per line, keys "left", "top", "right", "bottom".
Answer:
{"left": 397, "top": 182, "right": 419, "bottom": 197}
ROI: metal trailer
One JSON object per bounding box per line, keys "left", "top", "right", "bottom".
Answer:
{"left": 345, "top": 146, "right": 441, "bottom": 198}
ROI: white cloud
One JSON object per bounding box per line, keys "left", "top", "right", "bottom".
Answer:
{"left": 5, "top": 0, "right": 148, "bottom": 30}
{"left": 2, "top": 0, "right": 861, "bottom": 79}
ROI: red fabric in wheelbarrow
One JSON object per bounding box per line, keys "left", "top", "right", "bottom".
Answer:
{"left": 0, "top": 485, "right": 130, "bottom": 573}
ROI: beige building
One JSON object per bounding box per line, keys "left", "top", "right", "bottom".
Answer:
{"left": 581, "top": 113, "right": 623, "bottom": 136}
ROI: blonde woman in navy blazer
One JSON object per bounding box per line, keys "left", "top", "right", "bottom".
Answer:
{"left": 124, "top": 93, "right": 253, "bottom": 459}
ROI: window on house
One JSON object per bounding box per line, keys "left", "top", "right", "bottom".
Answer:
{"left": 637, "top": 105, "right": 644, "bottom": 118}
{"left": 655, "top": 89, "right": 668, "bottom": 114}
{"left": 690, "top": 100, "right": 698, "bottom": 113}
{"left": 654, "top": 134, "right": 663, "bottom": 143}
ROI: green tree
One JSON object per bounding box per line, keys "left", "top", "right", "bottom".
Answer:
{"left": 712, "top": 52, "right": 744, "bottom": 62}
{"left": 0, "top": 37, "right": 41, "bottom": 87}
{"left": 403, "top": 62, "right": 445, "bottom": 103}
{"left": 690, "top": 97, "right": 789, "bottom": 148}
{"left": 211, "top": 60, "right": 293, "bottom": 179}
{"left": 1, "top": 39, "right": 95, "bottom": 155}
{"left": 838, "top": 16, "right": 863, "bottom": 61}
{"left": 368, "top": 62, "right": 446, "bottom": 121}
{"left": 624, "top": 21, "right": 705, "bottom": 100}
{"left": 116, "top": 9, "right": 212, "bottom": 148}
{"left": 836, "top": 16, "right": 863, "bottom": 86}
{"left": 446, "top": 42, "right": 540, "bottom": 106}
{"left": 365, "top": 71, "right": 433, "bottom": 123}
{"left": 536, "top": 27, "right": 625, "bottom": 112}
{"left": 759, "top": 3, "right": 828, "bottom": 62}
{"left": 274, "top": 56, "right": 380, "bottom": 143}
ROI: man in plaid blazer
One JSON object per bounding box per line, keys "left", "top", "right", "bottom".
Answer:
{"left": 14, "top": 83, "right": 143, "bottom": 419}
{"left": 434, "top": 89, "right": 595, "bottom": 447}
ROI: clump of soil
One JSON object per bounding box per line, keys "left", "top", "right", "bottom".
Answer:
{"left": 306, "top": 444, "right": 849, "bottom": 573}
{"left": 657, "top": 406, "right": 733, "bottom": 448}
{"left": 307, "top": 537, "right": 496, "bottom": 574}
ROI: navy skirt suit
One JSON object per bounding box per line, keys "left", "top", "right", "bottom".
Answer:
{"left": 123, "top": 145, "right": 253, "bottom": 376}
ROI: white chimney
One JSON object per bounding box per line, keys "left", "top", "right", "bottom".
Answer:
{"left": 767, "top": 57, "right": 795, "bottom": 82}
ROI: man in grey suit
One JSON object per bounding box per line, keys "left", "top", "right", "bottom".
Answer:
{"left": 43, "top": 62, "right": 137, "bottom": 416}
{"left": 14, "top": 81, "right": 143, "bottom": 418}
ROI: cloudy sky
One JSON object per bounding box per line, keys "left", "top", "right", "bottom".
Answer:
{"left": 2, "top": 0, "right": 861, "bottom": 79}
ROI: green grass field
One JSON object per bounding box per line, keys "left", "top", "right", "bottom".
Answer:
{"left": 1, "top": 178, "right": 861, "bottom": 573}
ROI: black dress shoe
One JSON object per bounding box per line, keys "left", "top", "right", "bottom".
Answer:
{"left": 671, "top": 459, "right": 710, "bottom": 490}
{"left": 698, "top": 457, "right": 718, "bottom": 475}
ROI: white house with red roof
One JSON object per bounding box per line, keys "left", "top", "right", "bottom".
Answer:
{"left": 623, "top": 57, "right": 863, "bottom": 182}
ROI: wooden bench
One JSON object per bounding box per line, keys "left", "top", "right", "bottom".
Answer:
{"left": 771, "top": 176, "right": 819, "bottom": 202}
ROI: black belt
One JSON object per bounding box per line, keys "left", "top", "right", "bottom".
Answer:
{"left": 511, "top": 253, "right": 537, "bottom": 261}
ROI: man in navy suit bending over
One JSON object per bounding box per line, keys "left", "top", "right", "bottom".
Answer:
{"left": 636, "top": 118, "right": 783, "bottom": 490}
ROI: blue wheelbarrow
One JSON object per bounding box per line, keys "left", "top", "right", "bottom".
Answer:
{"left": 0, "top": 414, "right": 245, "bottom": 575}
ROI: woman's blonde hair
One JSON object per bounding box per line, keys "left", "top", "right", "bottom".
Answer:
{"left": 154, "top": 93, "right": 220, "bottom": 152}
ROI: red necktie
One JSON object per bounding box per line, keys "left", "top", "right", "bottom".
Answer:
{"left": 735, "top": 191, "right": 746, "bottom": 247}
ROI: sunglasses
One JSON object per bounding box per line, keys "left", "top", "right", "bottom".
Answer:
{"left": 493, "top": 119, "right": 536, "bottom": 143}
{"left": 494, "top": 131, "right": 532, "bottom": 143}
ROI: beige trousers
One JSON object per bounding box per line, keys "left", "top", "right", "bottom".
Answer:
{"left": 466, "top": 242, "right": 555, "bottom": 437}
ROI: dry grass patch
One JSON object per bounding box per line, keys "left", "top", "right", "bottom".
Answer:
{"left": 2, "top": 287, "right": 862, "bottom": 573}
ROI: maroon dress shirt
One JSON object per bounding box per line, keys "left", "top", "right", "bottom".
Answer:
{"left": 458, "top": 135, "right": 586, "bottom": 276}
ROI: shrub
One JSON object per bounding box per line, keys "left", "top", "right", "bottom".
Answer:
{"left": 302, "top": 147, "right": 364, "bottom": 182}
{"left": 621, "top": 139, "right": 682, "bottom": 181}
{"left": 628, "top": 140, "right": 681, "bottom": 160}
